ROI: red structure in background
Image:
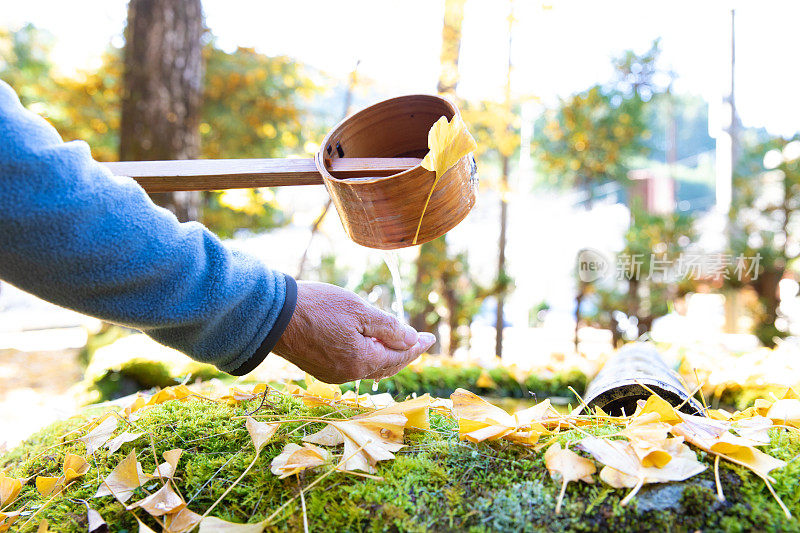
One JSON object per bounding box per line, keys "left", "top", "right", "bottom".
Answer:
{"left": 629, "top": 169, "right": 675, "bottom": 214}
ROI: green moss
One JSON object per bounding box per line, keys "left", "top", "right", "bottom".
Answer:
{"left": 339, "top": 365, "right": 588, "bottom": 401}
{"left": 3, "top": 397, "right": 800, "bottom": 532}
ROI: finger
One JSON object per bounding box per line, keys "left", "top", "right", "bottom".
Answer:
{"left": 359, "top": 307, "right": 419, "bottom": 350}
{"left": 362, "top": 332, "right": 436, "bottom": 380}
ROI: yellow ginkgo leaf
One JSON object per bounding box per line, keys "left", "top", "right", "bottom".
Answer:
{"left": 303, "top": 412, "right": 406, "bottom": 474}
{"left": 450, "top": 389, "right": 551, "bottom": 444}
{"left": 0, "top": 511, "right": 20, "bottom": 533}
{"left": 36, "top": 476, "right": 62, "bottom": 498}
{"left": 421, "top": 115, "right": 476, "bottom": 180}
{"left": 80, "top": 414, "right": 118, "bottom": 455}
{"left": 544, "top": 443, "right": 596, "bottom": 513}
{"left": 152, "top": 449, "right": 183, "bottom": 479}
{"left": 245, "top": 417, "right": 279, "bottom": 453}
{"left": 580, "top": 436, "right": 706, "bottom": 506}
{"left": 364, "top": 394, "right": 434, "bottom": 430}
{"left": 198, "top": 516, "right": 267, "bottom": 532}
{"left": 164, "top": 508, "right": 203, "bottom": 533}
{"left": 634, "top": 395, "right": 682, "bottom": 425}
{"left": 63, "top": 454, "right": 90, "bottom": 483}
{"left": 270, "top": 443, "right": 330, "bottom": 478}
{"left": 766, "top": 399, "right": 800, "bottom": 428}
{"left": 130, "top": 482, "right": 185, "bottom": 517}
{"left": 621, "top": 412, "right": 674, "bottom": 468}
{"left": 0, "top": 474, "right": 23, "bottom": 507}
{"left": 414, "top": 114, "right": 477, "bottom": 244}
{"left": 37, "top": 518, "right": 49, "bottom": 532}
{"left": 95, "top": 449, "right": 150, "bottom": 502}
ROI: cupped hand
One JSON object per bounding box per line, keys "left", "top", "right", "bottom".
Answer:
{"left": 272, "top": 281, "right": 436, "bottom": 384}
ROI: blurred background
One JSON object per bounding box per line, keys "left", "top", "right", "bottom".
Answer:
{"left": 2, "top": 0, "right": 800, "bottom": 448}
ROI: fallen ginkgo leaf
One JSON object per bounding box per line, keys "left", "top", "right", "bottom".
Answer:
{"left": 94, "top": 449, "right": 150, "bottom": 502}
{"left": 544, "top": 443, "right": 596, "bottom": 513}
{"left": 105, "top": 431, "right": 145, "bottom": 454}
{"left": 130, "top": 482, "right": 185, "bottom": 517}
{"left": 63, "top": 454, "right": 90, "bottom": 482}
{"left": 80, "top": 415, "right": 118, "bottom": 455}
{"left": 163, "top": 508, "right": 203, "bottom": 533}
{"left": 579, "top": 436, "right": 706, "bottom": 505}
{"left": 198, "top": 516, "right": 266, "bottom": 532}
{"left": 450, "top": 388, "right": 551, "bottom": 444}
{"left": 270, "top": 443, "right": 330, "bottom": 478}
{"left": 152, "top": 449, "right": 183, "bottom": 479}
{"left": 245, "top": 417, "right": 279, "bottom": 453}
{"left": 0, "top": 474, "right": 23, "bottom": 507}
{"left": 303, "top": 412, "right": 406, "bottom": 474}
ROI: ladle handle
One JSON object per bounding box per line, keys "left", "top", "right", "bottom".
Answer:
{"left": 102, "top": 157, "right": 421, "bottom": 192}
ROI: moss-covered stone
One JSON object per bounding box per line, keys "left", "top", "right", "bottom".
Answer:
{"left": 3, "top": 393, "right": 800, "bottom": 532}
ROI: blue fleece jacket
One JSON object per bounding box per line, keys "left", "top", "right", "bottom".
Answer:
{"left": 0, "top": 80, "right": 296, "bottom": 375}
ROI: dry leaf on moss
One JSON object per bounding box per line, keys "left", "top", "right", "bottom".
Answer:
{"left": 766, "top": 399, "right": 800, "bottom": 428}
{"left": 37, "top": 518, "right": 48, "bottom": 532}
{"left": 95, "top": 449, "right": 150, "bottom": 502}
{"left": 580, "top": 436, "right": 706, "bottom": 505}
{"left": 106, "top": 431, "right": 145, "bottom": 454}
{"left": 35, "top": 476, "right": 62, "bottom": 497}
{"left": 303, "top": 412, "right": 406, "bottom": 473}
{"left": 63, "top": 454, "right": 90, "bottom": 482}
{"left": 198, "top": 516, "right": 266, "bottom": 532}
{"left": 152, "top": 449, "right": 183, "bottom": 479}
{"left": 245, "top": 417, "right": 279, "bottom": 453}
{"left": 544, "top": 443, "right": 595, "bottom": 513}
{"left": 80, "top": 415, "right": 118, "bottom": 455}
{"left": 620, "top": 412, "right": 674, "bottom": 468}
{"left": 0, "top": 511, "right": 20, "bottom": 533}
{"left": 270, "top": 443, "right": 330, "bottom": 478}
{"left": 130, "top": 482, "right": 185, "bottom": 517}
{"left": 164, "top": 508, "right": 203, "bottom": 533}
{"left": 365, "top": 394, "right": 434, "bottom": 430}
{"left": 0, "top": 474, "right": 23, "bottom": 507}
{"left": 450, "top": 388, "right": 550, "bottom": 444}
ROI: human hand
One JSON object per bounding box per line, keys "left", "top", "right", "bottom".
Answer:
{"left": 273, "top": 281, "right": 436, "bottom": 384}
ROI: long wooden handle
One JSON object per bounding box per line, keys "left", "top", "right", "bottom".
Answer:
{"left": 102, "top": 157, "right": 421, "bottom": 192}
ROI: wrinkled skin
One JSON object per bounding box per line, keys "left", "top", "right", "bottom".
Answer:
{"left": 274, "top": 281, "right": 436, "bottom": 384}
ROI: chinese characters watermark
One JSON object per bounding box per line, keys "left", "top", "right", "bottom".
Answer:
{"left": 578, "top": 249, "right": 761, "bottom": 283}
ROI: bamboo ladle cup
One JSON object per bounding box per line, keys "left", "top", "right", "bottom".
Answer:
{"left": 104, "top": 94, "right": 478, "bottom": 249}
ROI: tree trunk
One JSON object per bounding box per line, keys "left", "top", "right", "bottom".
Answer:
{"left": 495, "top": 154, "right": 509, "bottom": 357}
{"left": 436, "top": 0, "right": 467, "bottom": 96}
{"left": 120, "top": 0, "right": 203, "bottom": 222}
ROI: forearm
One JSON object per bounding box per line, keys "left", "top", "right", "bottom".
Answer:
{"left": 0, "top": 80, "right": 295, "bottom": 374}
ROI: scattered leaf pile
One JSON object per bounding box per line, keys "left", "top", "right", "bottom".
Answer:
{"left": 1, "top": 376, "right": 799, "bottom": 531}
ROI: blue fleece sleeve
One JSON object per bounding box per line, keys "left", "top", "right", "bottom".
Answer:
{"left": 0, "top": 80, "right": 296, "bottom": 375}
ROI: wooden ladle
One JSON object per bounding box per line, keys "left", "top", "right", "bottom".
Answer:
{"left": 102, "top": 94, "right": 477, "bottom": 250}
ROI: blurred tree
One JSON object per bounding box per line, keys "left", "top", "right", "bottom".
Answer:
{"left": 727, "top": 134, "right": 800, "bottom": 346}
{"left": 1, "top": 23, "right": 319, "bottom": 236}
{"left": 0, "top": 25, "right": 122, "bottom": 162}
{"left": 200, "top": 44, "right": 320, "bottom": 237}
{"left": 120, "top": 0, "right": 204, "bottom": 222}
{"left": 582, "top": 203, "right": 696, "bottom": 343}
{"left": 533, "top": 41, "right": 662, "bottom": 207}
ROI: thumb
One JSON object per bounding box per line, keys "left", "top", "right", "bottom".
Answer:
{"left": 359, "top": 307, "right": 419, "bottom": 350}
